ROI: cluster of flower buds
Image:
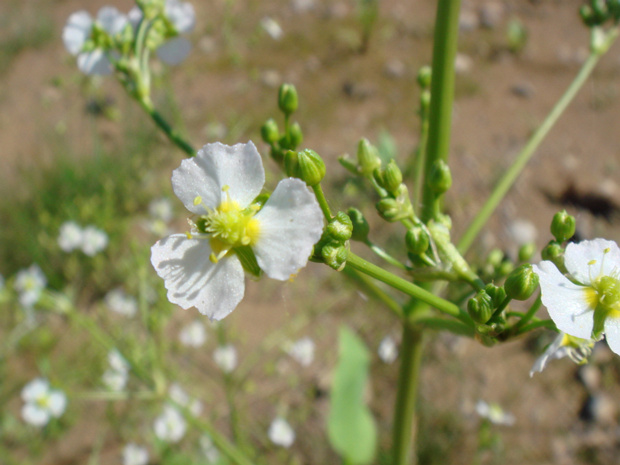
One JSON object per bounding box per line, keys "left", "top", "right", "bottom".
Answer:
{"left": 580, "top": 0, "right": 620, "bottom": 27}
{"left": 541, "top": 209, "right": 576, "bottom": 271}
{"left": 261, "top": 84, "right": 304, "bottom": 166}
{"left": 313, "top": 212, "right": 353, "bottom": 271}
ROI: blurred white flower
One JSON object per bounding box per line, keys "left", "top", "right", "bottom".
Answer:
{"left": 286, "top": 337, "right": 315, "bottom": 367}
{"left": 58, "top": 221, "right": 84, "bottom": 252}
{"left": 154, "top": 405, "right": 186, "bottom": 443}
{"left": 62, "top": 7, "right": 128, "bottom": 75}
{"left": 179, "top": 320, "right": 207, "bottom": 348}
{"left": 378, "top": 335, "right": 398, "bottom": 364}
{"left": 261, "top": 17, "right": 283, "bottom": 40}
{"left": 105, "top": 288, "right": 138, "bottom": 317}
{"left": 21, "top": 378, "right": 67, "bottom": 427}
{"left": 213, "top": 345, "right": 237, "bottom": 373}
{"left": 169, "top": 383, "right": 202, "bottom": 416}
{"left": 165, "top": 0, "right": 196, "bottom": 34}
{"left": 122, "top": 443, "right": 149, "bottom": 465}
{"left": 15, "top": 264, "right": 47, "bottom": 308}
{"left": 475, "top": 400, "right": 515, "bottom": 426}
{"left": 102, "top": 350, "right": 130, "bottom": 391}
{"left": 149, "top": 198, "right": 174, "bottom": 223}
{"left": 268, "top": 417, "right": 295, "bottom": 448}
{"left": 150, "top": 142, "right": 323, "bottom": 321}
{"left": 530, "top": 332, "right": 594, "bottom": 377}
{"left": 199, "top": 435, "right": 221, "bottom": 463}
{"left": 81, "top": 225, "right": 108, "bottom": 256}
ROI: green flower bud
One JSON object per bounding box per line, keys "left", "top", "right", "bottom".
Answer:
{"left": 580, "top": 5, "right": 596, "bottom": 26}
{"left": 417, "top": 66, "right": 432, "bottom": 89}
{"left": 468, "top": 290, "right": 494, "bottom": 324}
{"left": 375, "top": 160, "right": 403, "bottom": 195}
{"left": 405, "top": 226, "right": 430, "bottom": 255}
{"left": 541, "top": 240, "right": 563, "bottom": 263}
{"left": 427, "top": 160, "right": 452, "bottom": 194}
{"left": 284, "top": 149, "right": 326, "bottom": 187}
{"left": 376, "top": 198, "right": 401, "bottom": 221}
{"left": 347, "top": 207, "right": 370, "bottom": 242}
{"left": 591, "top": 0, "right": 609, "bottom": 21}
{"left": 487, "top": 249, "right": 504, "bottom": 268}
{"left": 484, "top": 283, "right": 507, "bottom": 308}
{"left": 357, "top": 138, "right": 381, "bottom": 177}
{"left": 498, "top": 260, "right": 514, "bottom": 278}
{"left": 288, "top": 122, "right": 303, "bottom": 148}
{"left": 518, "top": 242, "right": 536, "bottom": 262}
{"left": 550, "top": 210, "right": 575, "bottom": 242}
{"left": 261, "top": 118, "right": 279, "bottom": 145}
{"left": 420, "top": 90, "right": 431, "bottom": 111}
{"left": 278, "top": 83, "right": 298, "bottom": 115}
{"left": 326, "top": 212, "right": 353, "bottom": 243}
{"left": 322, "top": 243, "right": 348, "bottom": 271}
{"left": 504, "top": 264, "right": 539, "bottom": 301}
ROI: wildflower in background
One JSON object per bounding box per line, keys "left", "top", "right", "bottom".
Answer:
{"left": 213, "top": 344, "right": 237, "bottom": 373}
{"left": 268, "top": 417, "right": 295, "bottom": 448}
{"left": 122, "top": 443, "right": 149, "bottom": 465}
{"left": 199, "top": 435, "right": 221, "bottom": 463}
{"left": 378, "top": 335, "right": 398, "bottom": 364}
{"left": 261, "top": 17, "right": 284, "bottom": 40}
{"left": 169, "top": 383, "right": 203, "bottom": 416}
{"left": 21, "top": 378, "right": 67, "bottom": 427}
{"left": 102, "top": 350, "right": 130, "bottom": 391}
{"left": 475, "top": 400, "right": 515, "bottom": 426}
{"left": 286, "top": 337, "right": 315, "bottom": 367}
{"left": 81, "top": 225, "right": 108, "bottom": 256}
{"left": 151, "top": 141, "right": 324, "bottom": 320}
{"left": 533, "top": 239, "right": 620, "bottom": 355}
{"left": 105, "top": 288, "right": 138, "bottom": 317}
{"left": 62, "top": 7, "right": 128, "bottom": 75}
{"left": 58, "top": 221, "right": 84, "bottom": 252}
{"left": 14, "top": 264, "right": 47, "bottom": 308}
{"left": 530, "top": 332, "right": 594, "bottom": 377}
{"left": 149, "top": 197, "right": 174, "bottom": 223}
{"left": 179, "top": 320, "right": 207, "bottom": 347}
{"left": 154, "top": 405, "right": 187, "bottom": 443}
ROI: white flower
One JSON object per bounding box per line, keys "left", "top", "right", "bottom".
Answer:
{"left": 15, "top": 264, "right": 47, "bottom": 308}
{"left": 169, "top": 383, "right": 202, "bottom": 416}
{"left": 105, "top": 288, "right": 138, "bottom": 317}
{"left": 475, "top": 400, "right": 515, "bottom": 426}
{"left": 62, "top": 7, "right": 128, "bottom": 75}
{"left": 21, "top": 378, "right": 67, "bottom": 427}
{"left": 261, "top": 17, "right": 283, "bottom": 40}
{"left": 378, "top": 335, "right": 398, "bottom": 364}
{"left": 154, "top": 405, "right": 187, "bottom": 443}
{"left": 179, "top": 320, "right": 207, "bottom": 347}
{"left": 58, "top": 221, "right": 84, "bottom": 252}
{"left": 103, "top": 350, "right": 130, "bottom": 391}
{"left": 286, "top": 337, "right": 315, "bottom": 367}
{"left": 81, "top": 225, "right": 108, "bottom": 256}
{"left": 165, "top": 0, "right": 196, "bottom": 34}
{"left": 122, "top": 443, "right": 149, "bottom": 465}
{"left": 530, "top": 332, "right": 594, "bottom": 377}
{"left": 149, "top": 198, "right": 174, "bottom": 223}
{"left": 199, "top": 435, "right": 221, "bottom": 463}
{"left": 150, "top": 141, "right": 324, "bottom": 321}
{"left": 533, "top": 239, "right": 620, "bottom": 355}
{"left": 213, "top": 345, "right": 237, "bottom": 373}
{"left": 268, "top": 417, "right": 295, "bottom": 448}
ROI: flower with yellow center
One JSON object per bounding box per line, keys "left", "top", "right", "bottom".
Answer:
{"left": 533, "top": 238, "right": 620, "bottom": 355}
{"left": 150, "top": 142, "right": 324, "bottom": 320}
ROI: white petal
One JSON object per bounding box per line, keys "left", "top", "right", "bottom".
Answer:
{"left": 268, "top": 417, "right": 295, "bottom": 448}
{"left": 62, "top": 11, "right": 93, "bottom": 55}
{"left": 529, "top": 333, "right": 566, "bottom": 377}
{"left": 22, "top": 403, "right": 50, "bottom": 427}
{"left": 77, "top": 49, "right": 112, "bottom": 75}
{"left": 156, "top": 37, "right": 192, "bottom": 65}
{"left": 47, "top": 390, "right": 67, "bottom": 417}
{"left": 21, "top": 378, "right": 49, "bottom": 402}
{"left": 534, "top": 261, "right": 594, "bottom": 339}
{"left": 165, "top": 0, "right": 196, "bottom": 33}
{"left": 97, "top": 6, "right": 128, "bottom": 36}
{"left": 564, "top": 239, "right": 620, "bottom": 285}
{"left": 253, "top": 178, "right": 323, "bottom": 280}
{"left": 604, "top": 317, "right": 620, "bottom": 355}
{"left": 172, "top": 142, "right": 265, "bottom": 214}
{"left": 128, "top": 7, "right": 143, "bottom": 30}
{"left": 150, "top": 234, "right": 245, "bottom": 320}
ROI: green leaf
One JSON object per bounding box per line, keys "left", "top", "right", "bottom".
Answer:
{"left": 327, "top": 326, "right": 377, "bottom": 464}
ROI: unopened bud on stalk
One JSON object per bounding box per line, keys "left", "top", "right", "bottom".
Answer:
{"left": 326, "top": 212, "right": 353, "bottom": 243}
{"left": 427, "top": 160, "right": 452, "bottom": 194}
{"left": 278, "top": 83, "right": 298, "bottom": 115}
{"left": 504, "top": 264, "right": 539, "bottom": 301}
{"left": 347, "top": 208, "right": 370, "bottom": 242}
{"left": 376, "top": 198, "right": 400, "bottom": 221}
{"left": 518, "top": 242, "right": 536, "bottom": 262}
{"left": 484, "top": 283, "right": 507, "bottom": 308}
{"left": 261, "top": 118, "right": 279, "bottom": 145}
{"left": 288, "top": 122, "right": 303, "bottom": 148}
{"left": 541, "top": 240, "right": 564, "bottom": 269}
{"left": 284, "top": 149, "right": 326, "bottom": 187}
{"left": 417, "top": 66, "right": 432, "bottom": 89}
{"left": 550, "top": 210, "right": 575, "bottom": 242}
{"left": 357, "top": 138, "right": 381, "bottom": 177}
{"left": 374, "top": 160, "right": 403, "bottom": 196}
{"left": 322, "top": 244, "right": 348, "bottom": 271}
{"left": 405, "top": 226, "right": 430, "bottom": 255}
{"left": 468, "top": 290, "right": 494, "bottom": 324}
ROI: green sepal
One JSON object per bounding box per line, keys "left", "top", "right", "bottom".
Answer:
{"left": 234, "top": 245, "right": 262, "bottom": 277}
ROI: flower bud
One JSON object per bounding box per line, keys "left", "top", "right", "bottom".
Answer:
{"left": 326, "top": 212, "right": 353, "bottom": 243}
{"left": 550, "top": 210, "right": 575, "bottom": 242}
{"left": 487, "top": 249, "right": 504, "bottom": 268}
{"left": 417, "top": 66, "right": 432, "bottom": 89}
{"left": 347, "top": 208, "right": 370, "bottom": 242}
{"left": 518, "top": 242, "right": 536, "bottom": 262}
{"left": 427, "top": 160, "right": 452, "bottom": 194}
{"left": 284, "top": 149, "right": 326, "bottom": 186}
{"left": 278, "top": 83, "right": 298, "bottom": 115}
{"left": 405, "top": 226, "right": 429, "bottom": 255}
{"left": 357, "top": 138, "right": 381, "bottom": 177}
{"left": 504, "top": 264, "right": 539, "bottom": 301}
{"left": 420, "top": 90, "right": 431, "bottom": 111}
{"left": 484, "top": 283, "right": 507, "bottom": 308}
{"left": 376, "top": 198, "right": 401, "bottom": 221}
{"left": 322, "top": 243, "right": 348, "bottom": 271}
{"left": 374, "top": 160, "right": 403, "bottom": 195}
{"left": 541, "top": 240, "right": 563, "bottom": 263}
{"left": 288, "top": 122, "right": 303, "bottom": 148}
{"left": 498, "top": 260, "right": 514, "bottom": 277}
{"left": 468, "top": 290, "right": 494, "bottom": 324}
{"left": 580, "top": 5, "right": 596, "bottom": 26}
{"left": 261, "top": 118, "right": 279, "bottom": 145}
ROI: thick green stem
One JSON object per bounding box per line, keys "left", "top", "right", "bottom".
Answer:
{"left": 312, "top": 184, "right": 333, "bottom": 219}
{"left": 137, "top": 97, "right": 196, "bottom": 157}
{"left": 457, "top": 49, "right": 612, "bottom": 254}
{"left": 420, "top": 0, "right": 461, "bottom": 222}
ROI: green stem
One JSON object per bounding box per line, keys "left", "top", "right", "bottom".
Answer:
{"left": 513, "top": 319, "right": 556, "bottom": 336}
{"left": 411, "top": 91, "right": 430, "bottom": 206}
{"left": 420, "top": 0, "right": 461, "bottom": 223}
{"left": 510, "top": 294, "right": 542, "bottom": 333}
{"left": 342, "top": 265, "right": 403, "bottom": 318}
{"left": 312, "top": 184, "right": 333, "bottom": 219}
{"left": 457, "top": 49, "right": 612, "bottom": 254}
{"left": 137, "top": 97, "right": 196, "bottom": 157}
{"left": 409, "top": 316, "right": 475, "bottom": 337}
{"left": 364, "top": 239, "right": 408, "bottom": 270}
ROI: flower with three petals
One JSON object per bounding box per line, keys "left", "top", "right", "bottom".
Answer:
{"left": 150, "top": 141, "right": 324, "bottom": 320}
{"left": 21, "top": 378, "right": 67, "bottom": 427}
